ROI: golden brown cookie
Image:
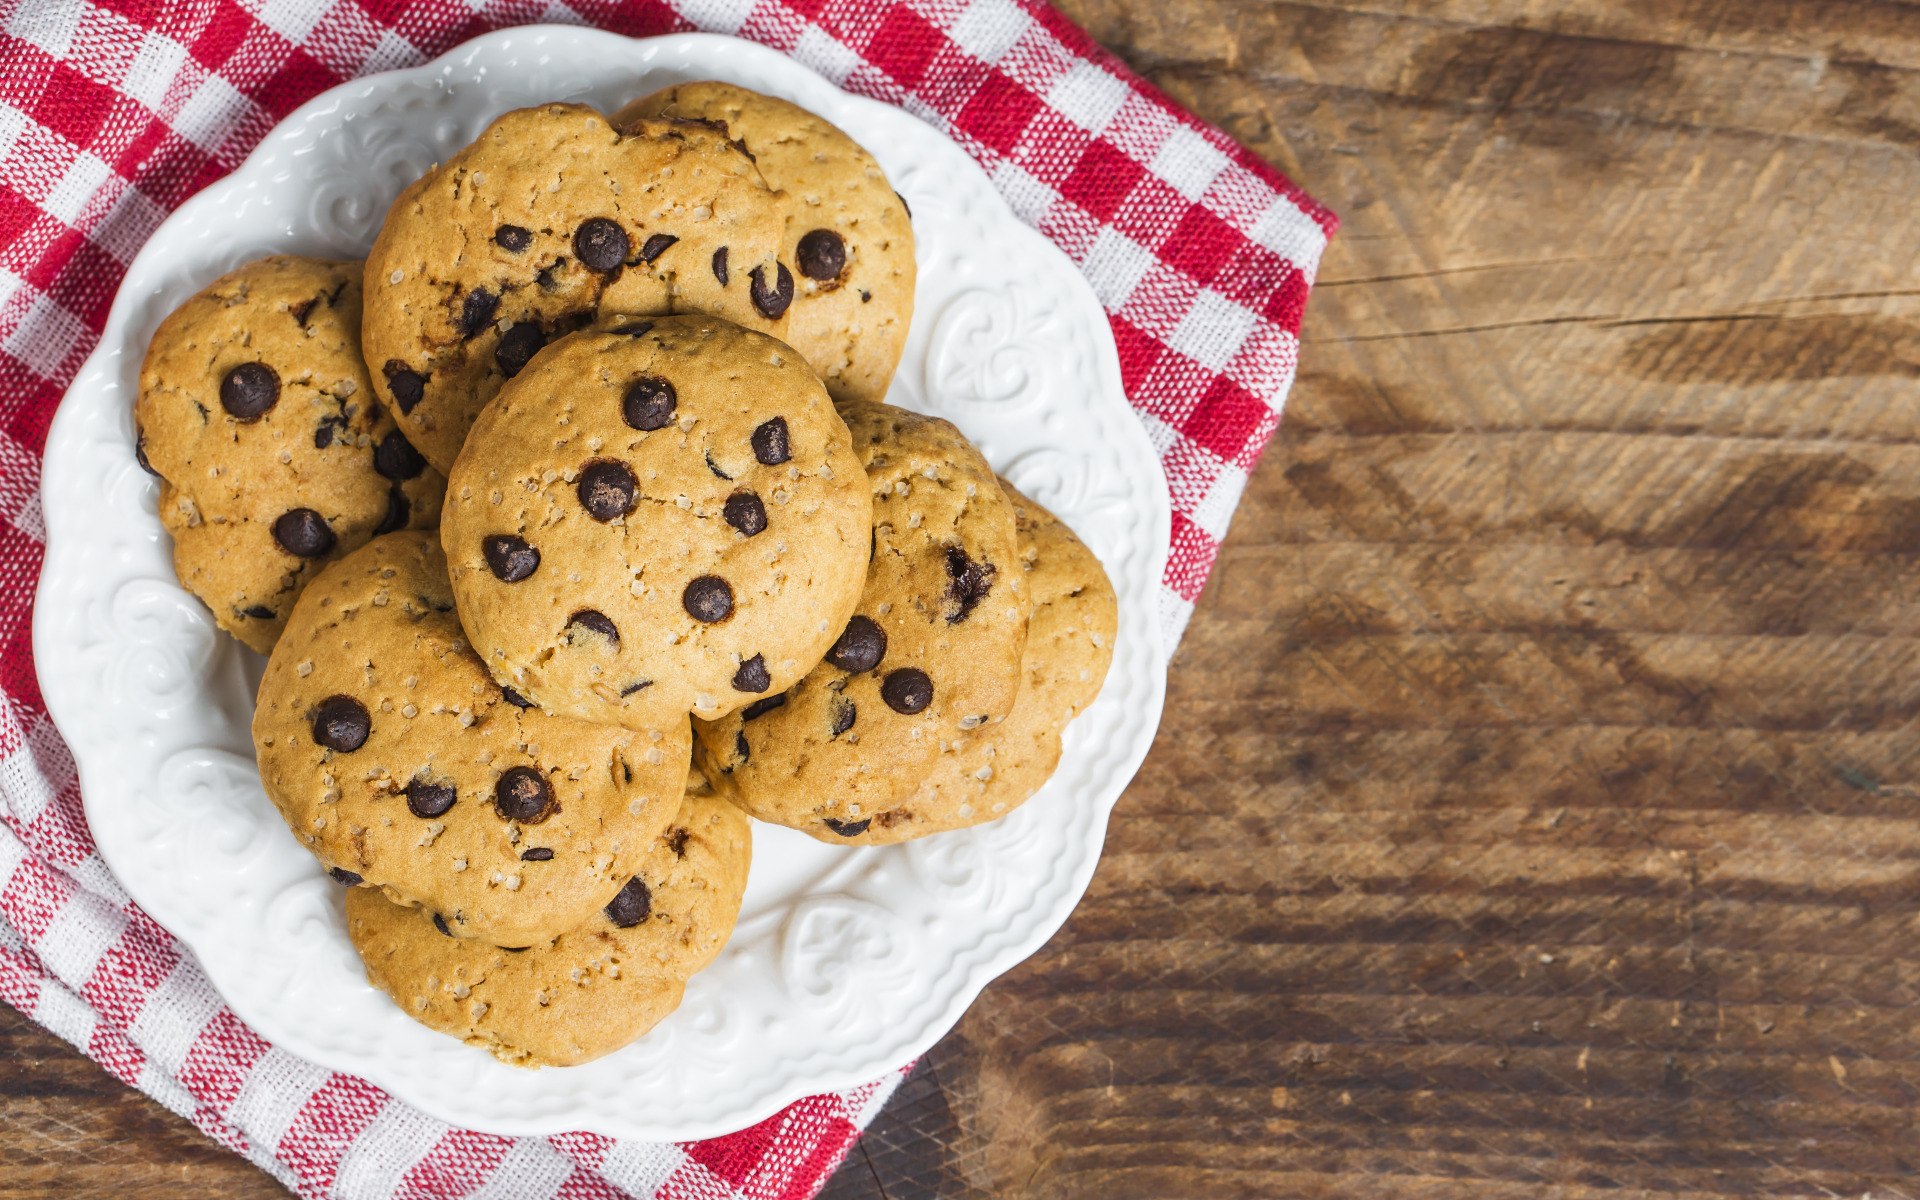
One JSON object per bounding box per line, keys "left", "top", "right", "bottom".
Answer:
{"left": 135, "top": 256, "right": 444, "bottom": 653}
{"left": 440, "top": 316, "right": 870, "bottom": 730}
{"left": 346, "top": 772, "right": 749, "bottom": 1067}
{"left": 615, "top": 82, "right": 915, "bottom": 404}
{"left": 253, "top": 531, "right": 690, "bottom": 947}
{"left": 827, "top": 481, "right": 1115, "bottom": 844}
{"left": 696, "top": 400, "right": 1029, "bottom": 839}
{"left": 362, "top": 103, "right": 795, "bottom": 473}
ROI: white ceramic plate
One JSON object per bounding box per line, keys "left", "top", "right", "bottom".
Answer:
{"left": 33, "top": 27, "right": 1170, "bottom": 1141}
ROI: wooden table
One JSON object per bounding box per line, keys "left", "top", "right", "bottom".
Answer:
{"left": 10, "top": 1, "right": 1920, "bottom": 1195}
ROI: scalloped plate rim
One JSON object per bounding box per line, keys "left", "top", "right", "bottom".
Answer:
{"left": 33, "top": 26, "right": 1171, "bottom": 1141}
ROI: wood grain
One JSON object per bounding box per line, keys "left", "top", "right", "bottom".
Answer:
{"left": 831, "top": 0, "right": 1920, "bottom": 1196}
{"left": 0, "top": 1004, "right": 282, "bottom": 1199}
{"left": 13, "top": 2, "right": 1920, "bottom": 1197}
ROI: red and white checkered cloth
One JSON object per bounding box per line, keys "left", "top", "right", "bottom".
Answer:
{"left": 0, "top": 0, "right": 1332, "bottom": 1196}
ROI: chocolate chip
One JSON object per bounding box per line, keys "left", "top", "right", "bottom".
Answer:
{"left": 639, "top": 233, "right": 679, "bottom": 262}
{"left": 314, "top": 421, "right": 336, "bottom": 449}
{"left": 495, "top": 224, "right": 532, "bottom": 252}
{"left": 328, "top": 867, "right": 363, "bottom": 885}
{"left": 432, "top": 913, "right": 453, "bottom": 936}
{"left": 604, "top": 876, "right": 652, "bottom": 927}
{"left": 711, "top": 246, "right": 729, "bottom": 285}
{"left": 311, "top": 695, "right": 370, "bottom": 752}
{"left": 796, "top": 229, "right": 846, "bottom": 280}
{"left": 405, "top": 777, "right": 456, "bottom": 818}
{"left": 683, "top": 575, "right": 733, "bottom": 623}
{"left": 241, "top": 604, "right": 275, "bottom": 619}
{"left": 829, "top": 697, "right": 856, "bottom": 737}
{"left": 609, "top": 320, "right": 654, "bottom": 337}
{"left": 374, "top": 430, "right": 427, "bottom": 481}
{"left": 750, "top": 417, "right": 790, "bottom": 465}
{"left": 574, "top": 217, "right": 629, "bottom": 272}
{"left": 671, "top": 114, "right": 731, "bottom": 136}
{"left": 457, "top": 287, "right": 498, "bottom": 338}
{"left": 881, "top": 668, "right": 933, "bottom": 714}
{"left": 826, "top": 616, "right": 886, "bottom": 673}
{"left": 220, "top": 361, "right": 279, "bottom": 420}
{"left": 135, "top": 430, "right": 158, "bottom": 476}
{"left": 383, "top": 361, "right": 426, "bottom": 414}
{"left": 944, "top": 545, "right": 997, "bottom": 623}
{"left": 494, "top": 766, "right": 555, "bottom": 823}
{"left": 501, "top": 686, "right": 534, "bottom": 708}
{"left": 496, "top": 322, "right": 546, "bottom": 377}
{"left": 824, "top": 817, "right": 871, "bottom": 837}
{"left": 291, "top": 297, "right": 318, "bottom": 326}
{"left": 483, "top": 534, "right": 539, "bottom": 582}
{"left": 861, "top": 290, "right": 872, "bottom": 303}
{"left": 620, "top": 680, "right": 652, "bottom": 696}
{"left": 623, "top": 376, "right": 677, "bottom": 431}
{"left": 569, "top": 609, "right": 619, "bottom": 644}
{"left": 521, "top": 847, "right": 553, "bottom": 862}
{"left": 749, "top": 261, "right": 794, "bottom": 318}
{"left": 273, "top": 508, "right": 335, "bottom": 558}
{"left": 734, "top": 730, "right": 750, "bottom": 763}
{"left": 723, "top": 491, "right": 767, "bottom": 537}
{"left": 536, "top": 261, "right": 564, "bottom": 291}
{"left": 667, "top": 828, "right": 691, "bottom": 857}
{"left": 577, "top": 459, "right": 637, "bottom": 521}
{"left": 373, "top": 486, "right": 409, "bottom": 535}
{"left": 742, "top": 693, "right": 787, "bottom": 721}
{"left": 733, "top": 654, "right": 770, "bottom": 693}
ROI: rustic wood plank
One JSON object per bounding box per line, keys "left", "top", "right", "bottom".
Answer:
{"left": 827, "top": 0, "right": 1920, "bottom": 1195}
{"left": 0, "top": 1004, "right": 284, "bottom": 1199}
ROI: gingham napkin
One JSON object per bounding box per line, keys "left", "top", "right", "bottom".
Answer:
{"left": 0, "top": 1, "right": 1334, "bottom": 1196}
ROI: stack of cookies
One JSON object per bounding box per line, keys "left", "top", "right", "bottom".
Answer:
{"left": 135, "top": 82, "right": 1116, "bottom": 1067}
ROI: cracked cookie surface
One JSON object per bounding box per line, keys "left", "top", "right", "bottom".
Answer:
{"left": 362, "top": 103, "right": 794, "bottom": 473}
{"left": 135, "top": 255, "right": 444, "bottom": 654}
{"left": 346, "top": 771, "right": 748, "bottom": 1067}
{"left": 696, "top": 399, "right": 1028, "bottom": 839}
{"left": 253, "top": 531, "right": 690, "bottom": 947}
{"left": 615, "top": 82, "right": 915, "bottom": 404}
{"left": 817, "top": 480, "right": 1115, "bottom": 845}
{"left": 440, "top": 316, "right": 870, "bottom": 729}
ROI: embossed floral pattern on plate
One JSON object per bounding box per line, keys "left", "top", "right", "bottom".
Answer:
{"left": 33, "top": 27, "right": 1171, "bottom": 1141}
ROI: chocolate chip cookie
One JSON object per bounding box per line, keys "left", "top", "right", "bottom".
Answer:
{"left": 615, "top": 82, "right": 915, "bottom": 405}
{"left": 820, "top": 481, "right": 1115, "bottom": 844}
{"left": 345, "top": 770, "right": 749, "bottom": 1067}
{"left": 135, "top": 256, "right": 444, "bottom": 654}
{"left": 695, "top": 400, "right": 1029, "bottom": 838}
{"left": 362, "top": 103, "right": 795, "bottom": 473}
{"left": 440, "top": 316, "right": 870, "bottom": 730}
{"left": 253, "top": 531, "right": 691, "bottom": 947}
